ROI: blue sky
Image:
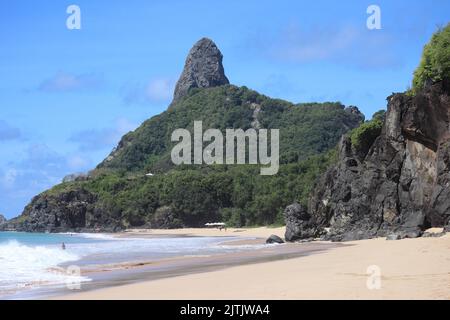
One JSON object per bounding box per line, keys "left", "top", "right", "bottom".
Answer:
{"left": 0, "top": 0, "right": 449, "bottom": 219}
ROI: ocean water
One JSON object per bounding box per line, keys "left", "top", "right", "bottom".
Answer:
{"left": 0, "top": 231, "right": 261, "bottom": 297}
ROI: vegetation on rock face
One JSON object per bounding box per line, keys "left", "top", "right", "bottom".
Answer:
{"left": 26, "top": 85, "right": 363, "bottom": 229}
{"left": 412, "top": 23, "right": 450, "bottom": 92}
{"left": 350, "top": 110, "right": 385, "bottom": 156}
{"left": 371, "top": 110, "right": 386, "bottom": 122}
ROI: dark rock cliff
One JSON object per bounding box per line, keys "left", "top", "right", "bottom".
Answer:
{"left": 5, "top": 189, "right": 123, "bottom": 233}
{"left": 285, "top": 79, "right": 450, "bottom": 241}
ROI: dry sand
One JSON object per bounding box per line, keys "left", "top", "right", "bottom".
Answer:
{"left": 59, "top": 227, "right": 450, "bottom": 300}
{"left": 121, "top": 226, "right": 286, "bottom": 241}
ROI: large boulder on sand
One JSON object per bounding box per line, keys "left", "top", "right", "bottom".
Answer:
{"left": 284, "top": 203, "right": 318, "bottom": 242}
{"left": 266, "top": 234, "right": 284, "bottom": 244}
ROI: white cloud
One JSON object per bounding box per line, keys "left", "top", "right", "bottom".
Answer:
{"left": 67, "top": 155, "right": 90, "bottom": 171}
{"left": 38, "top": 72, "right": 103, "bottom": 92}
{"left": 276, "top": 24, "right": 358, "bottom": 62}
{"left": 0, "top": 144, "right": 91, "bottom": 218}
{"left": 248, "top": 23, "right": 399, "bottom": 69}
{"left": 115, "top": 117, "right": 137, "bottom": 133}
{"left": 69, "top": 118, "right": 138, "bottom": 151}
{"left": 123, "top": 77, "right": 175, "bottom": 105}
{"left": 0, "top": 144, "right": 66, "bottom": 194}
{"left": 145, "top": 78, "right": 173, "bottom": 101}
{"left": 0, "top": 169, "right": 18, "bottom": 188}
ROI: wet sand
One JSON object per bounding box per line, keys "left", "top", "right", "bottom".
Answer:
{"left": 44, "top": 235, "right": 336, "bottom": 299}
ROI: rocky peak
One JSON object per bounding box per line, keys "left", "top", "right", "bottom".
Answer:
{"left": 0, "top": 214, "right": 6, "bottom": 225}
{"left": 172, "top": 38, "right": 229, "bottom": 104}
{"left": 345, "top": 106, "right": 362, "bottom": 116}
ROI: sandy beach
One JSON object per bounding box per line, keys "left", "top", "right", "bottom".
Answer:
{"left": 56, "top": 227, "right": 450, "bottom": 300}
{"left": 120, "top": 226, "right": 286, "bottom": 242}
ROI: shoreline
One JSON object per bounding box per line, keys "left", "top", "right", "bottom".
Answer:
{"left": 51, "top": 227, "right": 450, "bottom": 300}
{"left": 5, "top": 226, "right": 328, "bottom": 299}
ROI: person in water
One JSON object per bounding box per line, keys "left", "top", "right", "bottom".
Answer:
{"left": 62, "top": 242, "right": 66, "bottom": 250}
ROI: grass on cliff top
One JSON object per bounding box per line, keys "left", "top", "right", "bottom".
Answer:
{"left": 412, "top": 23, "right": 450, "bottom": 93}
{"left": 349, "top": 110, "right": 385, "bottom": 155}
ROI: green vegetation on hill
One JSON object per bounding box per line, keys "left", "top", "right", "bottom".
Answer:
{"left": 25, "top": 85, "right": 364, "bottom": 228}
{"left": 412, "top": 23, "right": 450, "bottom": 92}
{"left": 60, "top": 152, "right": 336, "bottom": 228}
{"left": 98, "top": 85, "right": 362, "bottom": 173}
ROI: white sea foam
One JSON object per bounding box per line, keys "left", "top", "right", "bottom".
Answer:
{"left": 77, "top": 233, "right": 120, "bottom": 240}
{"left": 0, "top": 233, "right": 269, "bottom": 297}
{"left": 0, "top": 240, "right": 90, "bottom": 293}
